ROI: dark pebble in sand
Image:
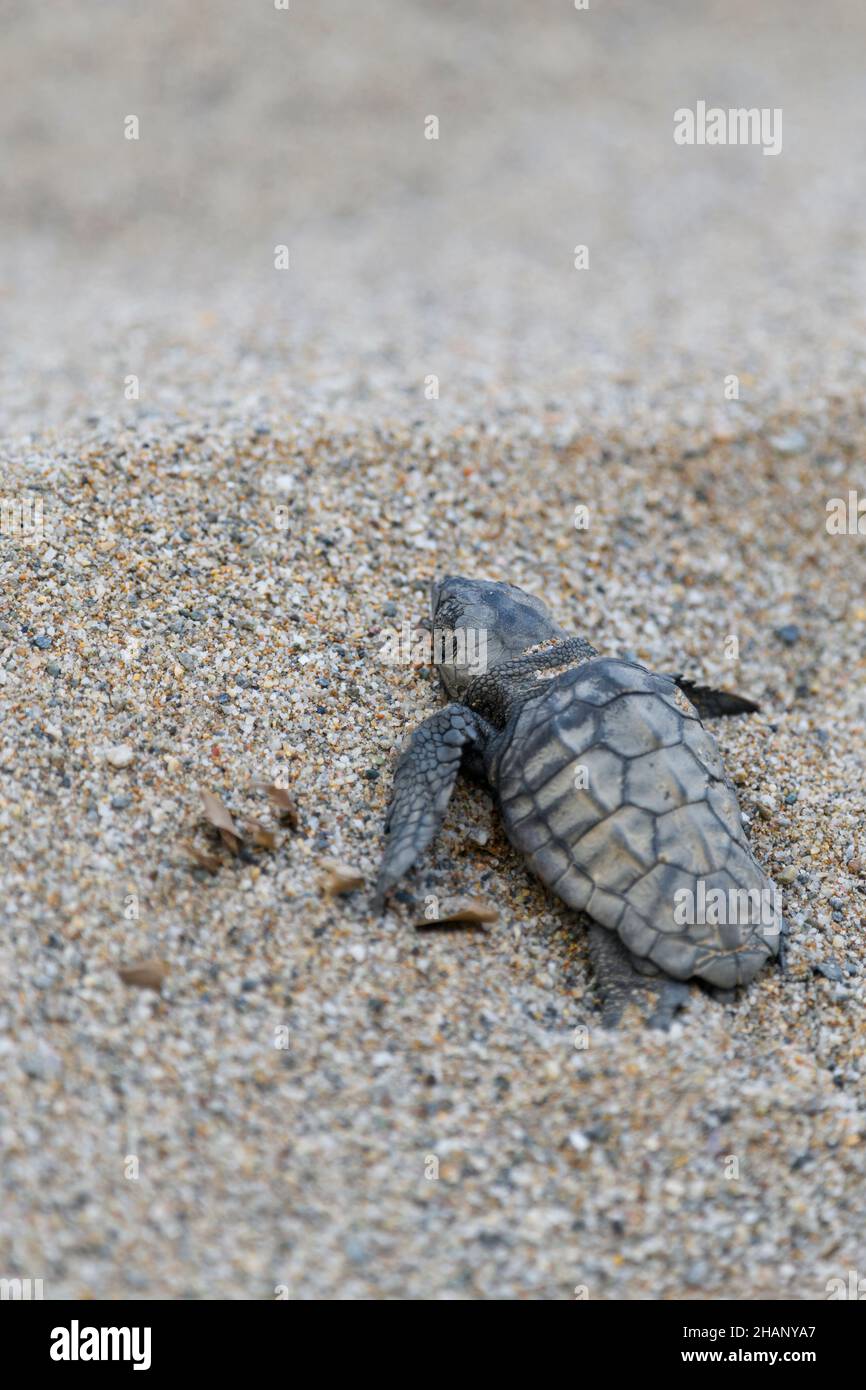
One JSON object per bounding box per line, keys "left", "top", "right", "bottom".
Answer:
{"left": 814, "top": 961, "right": 844, "bottom": 982}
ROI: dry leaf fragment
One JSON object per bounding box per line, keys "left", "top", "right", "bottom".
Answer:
{"left": 320, "top": 859, "right": 365, "bottom": 895}
{"left": 415, "top": 896, "right": 498, "bottom": 929}
{"left": 251, "top": 780, "right": 299, "bottom": 828}
{"left": 118, "top": 958, "right": 169, "bottom": 991}
{"left": 200, "top": 787, "right": 241, "bottom": 853}
{"left": 247, "top": 819, "right": 278, "bottom": 850}
{"left": 181, "top": 838, "right": 221, "bottom": 873}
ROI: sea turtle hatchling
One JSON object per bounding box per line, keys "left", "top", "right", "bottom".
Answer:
{"left": 374, "top": 576, "right": 783, "bottom": 1025}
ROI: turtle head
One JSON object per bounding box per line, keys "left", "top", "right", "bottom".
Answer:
{"left": 430, "top": 575, "right": 567, "bottom": 699}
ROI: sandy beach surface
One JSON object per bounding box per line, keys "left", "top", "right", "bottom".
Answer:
{"left": 1, "top": 0, "right": 864, "bottom": 1298}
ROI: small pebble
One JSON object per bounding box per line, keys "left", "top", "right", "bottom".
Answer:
{"left": 814, "top": 962, "right": 844, "bottom": 982}
{"left": 20, "top": 1047, "right": 62, "bottom": 1082}
{"left": 106, "top": 744, "right": 135, "bottom": 769}
{"left": 769, "top": 430, "right": 807, "bottom": 455}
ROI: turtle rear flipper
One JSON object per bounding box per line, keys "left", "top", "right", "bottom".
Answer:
{"left": 588, "top": 924, "right": 691, "bottom": 1029}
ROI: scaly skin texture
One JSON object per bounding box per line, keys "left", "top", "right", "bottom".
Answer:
{"left": 494, "top": 658, "right": 779, "bottom": 988}
{"left": 371, "top": 704, "right": 488, "bottom": 911}
{"left": 375, "top": 576, "right": 781, "bottom": 1003}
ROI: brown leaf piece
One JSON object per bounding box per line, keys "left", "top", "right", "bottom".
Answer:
{"left": 320, "top": 859, "right": 365, "bottom": 895}
{"left": 251, "top": 780, "right": 299, "bottom": 828}
{"left": 181, "top": 839, "right": 222, "bottom": 873}
{"left": 200, "top": 787, "right": 241, "bottom": 853}
{"left": 415, "top": 896, "right": 498, "bottom": 929}
{"left": 118, "top": 958, "right": 169, "bottom": 991}
{"left": 247, "top": 819, "right": 278, "bottom": 850}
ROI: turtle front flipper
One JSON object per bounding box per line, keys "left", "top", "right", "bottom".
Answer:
{"left": 372, "top": 703, "right": 488, "bottom": 911}
{"left": 671, "top": 675, "right": 760, "bottom": 719}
